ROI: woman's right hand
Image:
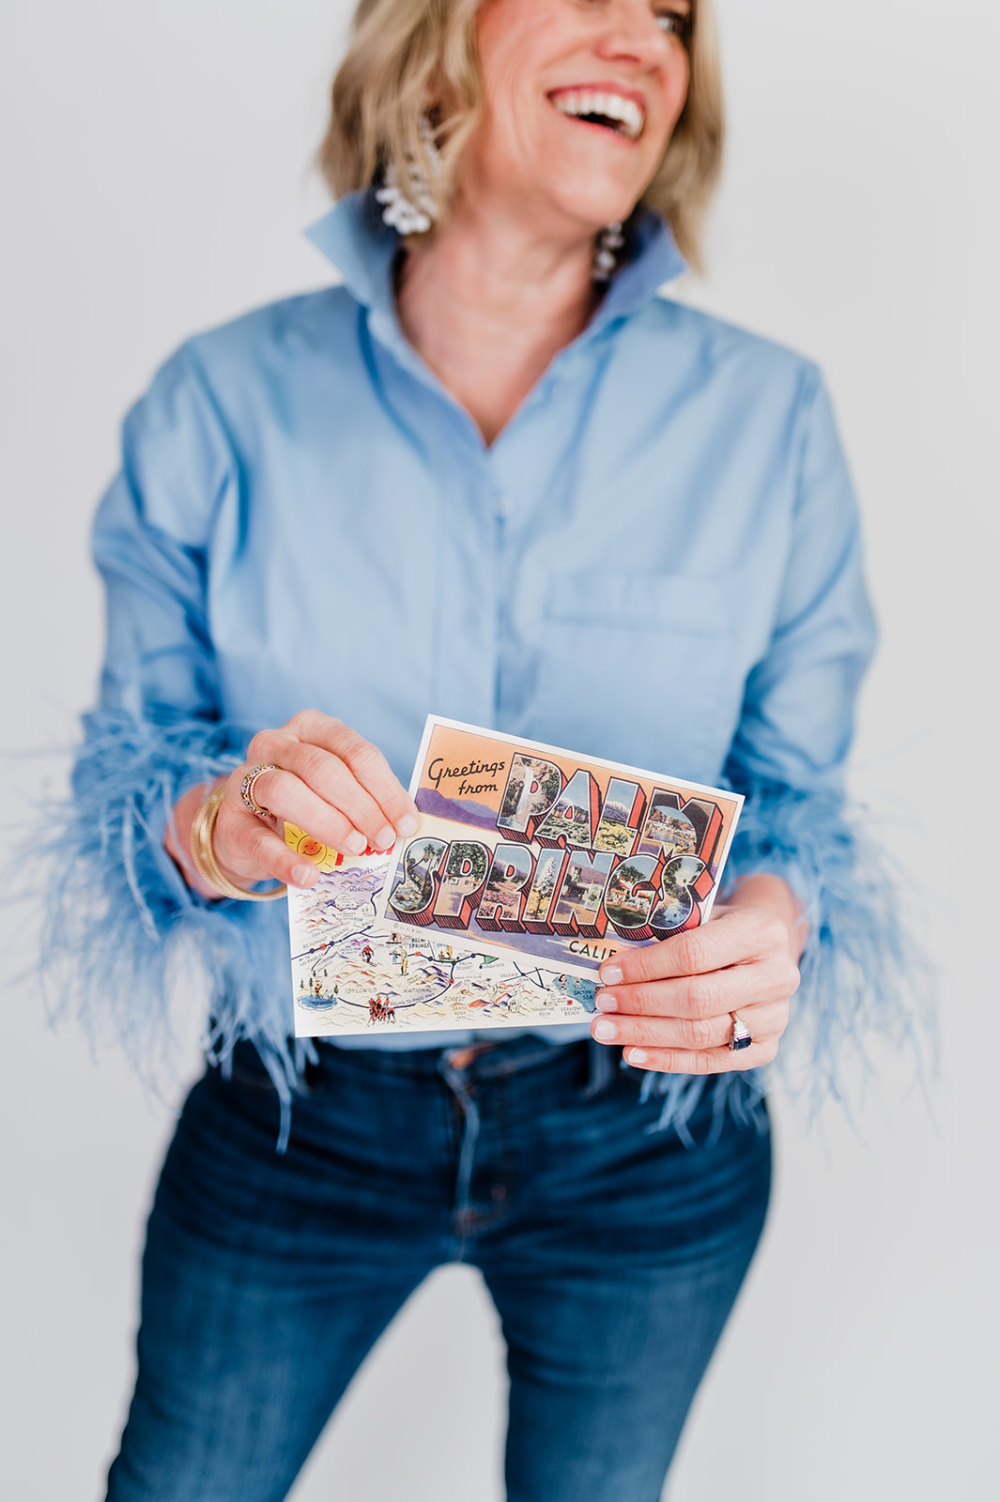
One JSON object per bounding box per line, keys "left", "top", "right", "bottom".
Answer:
{"left": 167, "top": 712, "right": 420, "bottom": 895}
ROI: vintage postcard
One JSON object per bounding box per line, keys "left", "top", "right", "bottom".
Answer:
{"left": 374, "top": 718, "right": 742, "bottom": 981}
{"left": 285, "top": 719, "right": 741, "bottom": 1038}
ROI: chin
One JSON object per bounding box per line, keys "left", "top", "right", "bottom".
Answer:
{"left": 536, "top": 152, "right": 648, "bottom": 231}
{"left": 548, "top": 183, "right": 643, "bottom": 232}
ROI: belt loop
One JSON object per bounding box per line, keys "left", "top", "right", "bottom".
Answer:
{"left": 583, "top": 1038, "right": 620, "bottom": 1099}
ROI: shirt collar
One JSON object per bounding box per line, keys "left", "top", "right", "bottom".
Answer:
{"left": 305, "top": 189, "right": 688, "bottom": 334}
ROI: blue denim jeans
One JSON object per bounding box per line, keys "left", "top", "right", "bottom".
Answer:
{"left": 106, "top": 1036, "right": 771, "bottom": 1502}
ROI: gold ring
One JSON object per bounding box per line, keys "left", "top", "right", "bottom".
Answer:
{"left": 189, "top": 784, "right": 287, "bottom": 902}
{"left": 241, "top": 764, "right": 279, "bottom": 819}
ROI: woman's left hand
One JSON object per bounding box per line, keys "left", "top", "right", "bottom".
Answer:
{"left": 590, "top": 879, "right": 804, "bottom": 1073}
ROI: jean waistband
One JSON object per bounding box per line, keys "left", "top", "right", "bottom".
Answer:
{"left": 317, "top": 1033, "right": 622, "bottom": 1091}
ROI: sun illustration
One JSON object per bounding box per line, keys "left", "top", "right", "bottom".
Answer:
{"left": 283, "top": 823, "right": 344, "bottom": 874}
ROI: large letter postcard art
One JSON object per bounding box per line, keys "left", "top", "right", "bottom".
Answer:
{"left": 287, "top": 718, "right": 742, "bottom": 1039}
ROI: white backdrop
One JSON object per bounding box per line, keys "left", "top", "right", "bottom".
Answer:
{"left": 2, "top": 2, "right": 997, "bottom": 1498}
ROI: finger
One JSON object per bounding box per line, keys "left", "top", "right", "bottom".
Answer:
{"left": 590, "top": 999, "right": 787, "bottom": 1054}
{"left": 213, "top": 804, "right": 323, "bottom": 890}
{"left": 256, "top": 724, "right": 418, "bottom": 848}
{"left": 295, "top": 750, "right": 408, "bottom": 851}
{"left": 280, "top": 714, "right": 419, "bottom": 836}
{"left": 623, "top": 1042, "right": 776, "bottom": 1074}
{"left": 217, "top": 772, "right": 375, "bottom": 864}
{"left": 598, "top": 910, "right": 793, "bottom": 989}
{"left": 617, "top": 1037, "right": 779, "bottom": 1076}
{"left": 247, "top": 744, "right": 402, "bottom": 853}
{"left": 245, "top": 763, "right": 393, "bottom": 856}
{"left": 594, "top": 953, "right": 799, "bottom": 1021}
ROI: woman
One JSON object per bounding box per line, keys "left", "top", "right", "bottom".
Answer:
{"left": 55, "top": 0, "right": 901, "bottom": 1497}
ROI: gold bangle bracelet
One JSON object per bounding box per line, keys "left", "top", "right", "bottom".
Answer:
{"left": 189, "top": 783, "right": 288, "bottom": 903}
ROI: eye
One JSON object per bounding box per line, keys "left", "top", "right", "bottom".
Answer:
{"left": 654, "top": 8, "right": 692, "bottom": 42}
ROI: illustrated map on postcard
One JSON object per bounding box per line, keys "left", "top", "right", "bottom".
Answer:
{"left": 285, "top": 839, "right": 598, "bottom": 1040}
{"left": 285, "top": 718, "right": 742, "bottom": 1040}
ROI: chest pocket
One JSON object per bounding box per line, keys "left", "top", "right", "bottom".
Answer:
{"left": 532, "top": 570, "right": 734, "bottom": 781}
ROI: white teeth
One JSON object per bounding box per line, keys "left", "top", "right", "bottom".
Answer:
{"left": 552, "top": 90, "right": 644, "bottom": 141}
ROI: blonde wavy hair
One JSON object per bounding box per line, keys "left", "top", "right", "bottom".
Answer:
{"left": 319, "top": 0, "right": 725, "bottom": 269}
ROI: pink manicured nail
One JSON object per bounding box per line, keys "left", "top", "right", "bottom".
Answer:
{"left": 627, "top": 1048, "right": 648, "bottom": 1065}
{"left": 292, "top": 864, "right": 318, "bottom": 887}
{"left": 344, "top": 831, "right": 367, "bottom": 855}
{"left": 600, "top": 964, "right": 623, "bottom": 987}
{"left": 396, "top": 814, "right": 419, "bottom": 837}
{"left": 593, "top": 1018, "right": 617, "bottom": 1043}
{"left": 595, "top": 991, "right": 618, "bottom": 1013}
{"left": 375, "top": 825, "right": 396, "bottom": 850}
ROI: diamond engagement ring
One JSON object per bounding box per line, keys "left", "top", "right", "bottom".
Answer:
{"left": 729, "top": 1013, "right": 753, "bottom": 1052}
{"left": 240, "top": 764, "right": 280, "bottom": 819}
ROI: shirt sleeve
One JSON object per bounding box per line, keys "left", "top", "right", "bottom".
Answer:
{"left": 44, "top": 346, "right": 299, "bottom": 1124}
{"left": 721, "top": 372, "right": 928, "bottom": 1101}
{"left": 76, "top": 342, "right": 246, "bottom": 868}
{"left": 93, "top": 342, "right": 229, "bottom": 731}
{"left": 726, "top": 372, "right": 877, "bottom": 801}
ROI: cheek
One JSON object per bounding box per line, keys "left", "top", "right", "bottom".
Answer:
{"left": 474, "top": 72, "right": 537, "bottom": 182}
{"left": 477, "top": 0, "right": 577, "bottom": 114}
{"left": 475, "top": 36, "right": 553, "bottom": 177}
{"left": 664, "top": 55, "right": 692, "bottom": 131}
{"left": 643, "top": 58, "right": 691, "bottom": 167}
{"left": 477, "top": 0, "right": 551, "bottom": 91}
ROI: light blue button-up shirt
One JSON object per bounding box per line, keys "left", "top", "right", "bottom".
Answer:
{"left": 81, "top": 190, "right": 877, "bottom": 1067}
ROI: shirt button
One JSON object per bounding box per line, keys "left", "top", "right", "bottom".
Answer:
{"left": 495, "top": 494, "right": 516, "bottom": 520}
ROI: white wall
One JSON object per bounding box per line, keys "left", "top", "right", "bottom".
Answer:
{"left": 1, "top": 2, "right": 996, "bottom": 1498}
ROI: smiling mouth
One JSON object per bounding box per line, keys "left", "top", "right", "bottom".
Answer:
{"left": 549, "top": 89, "right": 646, "bottom": 142}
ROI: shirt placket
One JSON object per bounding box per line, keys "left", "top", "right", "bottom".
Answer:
{"left": 431, "top": 458, "right": 502, "bottom": 728}
{"left": 364, "top": 301, "right": 600, "bottom": 737}
{"left": 365, "top": 307, "right": 502, "bottom": 729}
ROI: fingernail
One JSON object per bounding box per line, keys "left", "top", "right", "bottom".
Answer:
{"left": 595, "top": 990, "right": 617, "bottom": 1013}
{"left": 292, "top": 864, "right": 318, "bottom": 887}
{"left": 593, "top": 1018, "right": 617, "bottom": 1043}
{"left": 396, "top": 814, "right": 419, "bottom": 838}
{"left": 344, "top": 831, "right": 367, "bottom": 855}
{"left": 627, "top": 1048, "right": 648, "bottom": 1065}
{"left": 375, "top": 825, "right": 396, "bottom": 851}
{"left": 600, "top": 964, "right": 623, "bottom": 987}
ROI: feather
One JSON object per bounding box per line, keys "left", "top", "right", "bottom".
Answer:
{"left": 727, "top": 781, "right": 935, "bottom": 1102}
{"left": 640, "top": 780, "right": 935, "bottom": 1133}
{"left": 28, "top": 710, "right": 305, "bottom": 1147}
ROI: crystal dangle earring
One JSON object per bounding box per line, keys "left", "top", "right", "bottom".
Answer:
{"left": 375, "top": 118, "right": 441, "bottom": 236}
{"left": 593, "top": 222, "right": 625, "bottom": 282}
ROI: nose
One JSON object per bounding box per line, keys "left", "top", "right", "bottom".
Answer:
{"left": 591, "top": 0, "right": 676, "bottom": 66}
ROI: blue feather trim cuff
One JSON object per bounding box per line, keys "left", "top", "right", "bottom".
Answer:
{"left": 35, "top": 710, "right": 308, "bottom": 1145}
{"left": 637, "top": 780, "right": 934, "bottom": 1131}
